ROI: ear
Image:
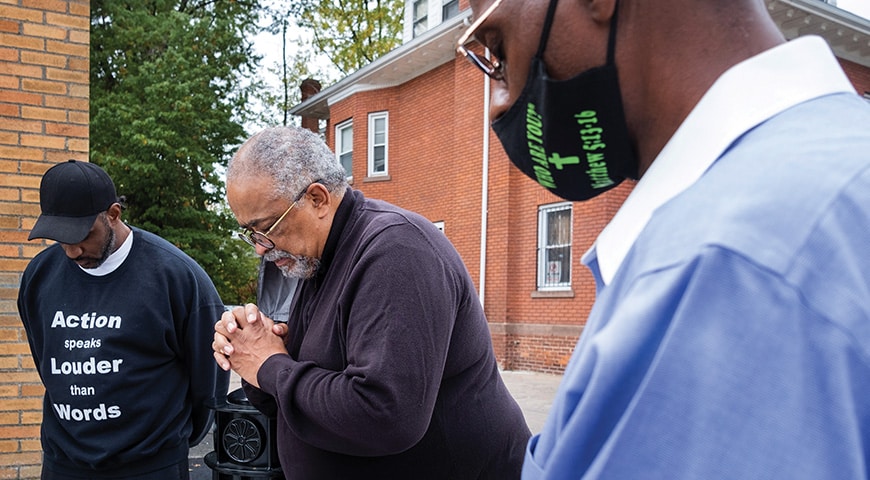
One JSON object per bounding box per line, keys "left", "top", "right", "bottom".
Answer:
{"left": 587, "top": 0, "right": 617, "bottom": 23}
{"left": 106, "top": 203, "right": 123, "bottom": 223}
{"left": 306, "top": 183, "right": 333, "bottom": 218}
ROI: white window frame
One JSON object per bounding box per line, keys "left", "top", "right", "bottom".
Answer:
{"left": 537, "top": 202, "right": 573, "bottom": 290}
{"left": 335, "top": 120, "right": 353, "bottom": 180}
{"left": 442, "top": 0, "right": 458, "bottom": 20}
{"left": 367, "top": 112, "right": 388, "bottom": 177}
{"left": 412, "top": 0, "right": 428, "bottom": 37}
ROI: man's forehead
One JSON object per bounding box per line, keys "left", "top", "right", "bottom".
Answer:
{"left": 227, "top": 171, "right": 273, "bottom": 191}
{"left": 468, "top": 0, "right": 509, "bottom": 26}
{"left": 469, "top": 0, "right": 496, "bottom": 16}
{"left": 228, "top": 176, "right": 279, "bottom": 214}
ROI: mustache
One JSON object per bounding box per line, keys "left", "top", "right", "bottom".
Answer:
{"left": 263, "top": 249, "right": 320, "bottom": 279}
{"left": 263, "top": 249, "right": 297, "bottom": 263}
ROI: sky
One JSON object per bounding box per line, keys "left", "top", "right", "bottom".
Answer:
{"left": 834, "top": 0, "right": 870, "bottom": 19}
{"left": 250, "top": 0, "right": 870, "bottom": 105}
{"left": 251, "top": 0, "right": 870, "bottom": 70}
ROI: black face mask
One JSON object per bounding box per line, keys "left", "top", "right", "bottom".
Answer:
{"left": 491, "top": 0, "right": 637, "bottom": 201}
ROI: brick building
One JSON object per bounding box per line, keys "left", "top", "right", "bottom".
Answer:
{"left": 0, "top": 0, "right": 89, "bottom": 477}
{"left": 0, "top": 0, "right": 868, "bottom": 478}
{"left": 290, "top": 0, "right": 870, "bottom": 374}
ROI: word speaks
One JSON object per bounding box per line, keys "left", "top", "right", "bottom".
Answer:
{"left": 51, "top": 311, "right": 121, "bottom": 329}
{"left": 64, "top": 338, "right": 101, "bottom": 351}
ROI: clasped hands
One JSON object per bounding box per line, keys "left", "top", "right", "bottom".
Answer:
{"left": 213, "top": 303, "right": 289, "bottom": 388}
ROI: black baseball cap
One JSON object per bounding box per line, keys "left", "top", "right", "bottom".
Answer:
{"left": 28, "top": 160, "right": 118, "bottom": 244}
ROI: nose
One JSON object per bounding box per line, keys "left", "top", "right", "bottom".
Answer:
{"left": 254, "top": 243, "right": 271, "bottom": 256}
{"left": 61, "top": 243, "right": 84, "bottom": 260}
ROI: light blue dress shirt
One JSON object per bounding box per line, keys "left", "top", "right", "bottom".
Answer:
{"left": 523, "top": 37, "right": 870, "bottom": 479}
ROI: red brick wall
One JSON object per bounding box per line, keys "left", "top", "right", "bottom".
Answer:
{"left": 840, "top": 58, "right": 870, "bottom": 96}
{"left": 328, "top": 60, "right": 486, "bottom": 282}
{"left": 321, "top": 35, "right": 870, "bottom": 374}
{"left": 325, "top": 53, "right": 632, "bottom": 372}
{"left": 0, "top": 0, "right": 90, "bottom": 478}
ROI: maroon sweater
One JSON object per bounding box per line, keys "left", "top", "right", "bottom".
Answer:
{"left": 245, "top": 189, "right": 530, "bottom": 479}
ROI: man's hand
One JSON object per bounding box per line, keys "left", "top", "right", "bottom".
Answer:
{"left": 213, "top": 303, "right": 290, "bottom": 388}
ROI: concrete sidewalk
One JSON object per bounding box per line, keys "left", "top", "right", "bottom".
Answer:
{"left": 500, "top": 370, "right": 563, "bottom": 434}
{"left": 189, "top": 370, "right": 562, "bottom": 478}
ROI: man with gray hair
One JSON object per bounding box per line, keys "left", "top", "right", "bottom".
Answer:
{"left": 213, "top": 126, "right": 531, "bottom": 479}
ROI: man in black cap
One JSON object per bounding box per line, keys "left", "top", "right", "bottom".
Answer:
{"left": 18, "top": 160, "right": 229, "bottom": 480}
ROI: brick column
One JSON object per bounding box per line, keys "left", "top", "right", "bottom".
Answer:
{"left": 299, "top": 78, "right": 322, "bottom": 134}
{"left": 0, "top": 1, "right": 89, "bottom": 478}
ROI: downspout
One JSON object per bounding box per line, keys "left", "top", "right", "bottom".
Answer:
{"left": 478, "top": 51, "right": 492, "bottom": 305}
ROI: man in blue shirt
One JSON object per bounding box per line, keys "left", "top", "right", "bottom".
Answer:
{"left": 457, "top": 0, "right": 870, "bottom": 477}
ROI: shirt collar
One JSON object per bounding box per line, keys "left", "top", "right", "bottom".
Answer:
{"left": 583, "top": 36, "right": 856, "bottom": 286}
{"left": 313, "top": 187, "right": 356, "bottom": 283}
{"left": 81, "top": 228, "right": 134, "bottom": 276}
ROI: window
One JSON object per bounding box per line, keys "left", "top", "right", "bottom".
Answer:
{"left": 537, "top": 203, "right": 572, "bottom": 290}
{"left": 412, "top": 0, "right": 428, "bottom": 37}
{"left": 368, "top": 112, "right": 388, "bottom": 177}
{"left": 442, "top": 0, "right": 458, "bottom": 20}
{"left": 335, "top": 120, "right": 353, "bottom": 178}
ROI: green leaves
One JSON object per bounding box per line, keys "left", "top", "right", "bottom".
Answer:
{"left": 297, "top": 0, "right": 404, "bottom": 75}
{"left": 90, "top": 0, "right": 261, "bottom": 304}
{"left": 89, "top": 0, "right": 407, "bottom": 303}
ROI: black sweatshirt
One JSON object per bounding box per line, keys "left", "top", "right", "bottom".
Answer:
{"left": 18, "top": 227, "right": 228, "bottom": 477}
{"left": 245, "top": 189, "right": 531, "bottom": 479}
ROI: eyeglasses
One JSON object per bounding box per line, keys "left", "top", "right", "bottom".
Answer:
{"left": 456, "top": 0, "right": 505, "bottom": 81}
{"left": 236, "top": 181, "right": 318, "bottom": 251}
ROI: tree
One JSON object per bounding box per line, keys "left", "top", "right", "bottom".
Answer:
{"left": 253, "top": 17, "right": 337, "bottom": 127}
{"left": 257, "top": 0, "right": 403, "bottom": 87}
{"left": 90, "top": 0, "right": 262, "bottom": 304}
{"left": 295, "top": 0, "right": 404, "bottom": 75}
{"left": 251, "top": 0, "right": 403, "bottom": 126}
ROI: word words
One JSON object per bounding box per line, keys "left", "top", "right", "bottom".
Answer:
{"left": 52, "top": 403, "right": 121, "bottom": 422}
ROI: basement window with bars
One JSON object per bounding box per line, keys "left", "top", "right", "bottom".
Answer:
{"left": 537, "top": 202, "right": 572, "bottom": 290}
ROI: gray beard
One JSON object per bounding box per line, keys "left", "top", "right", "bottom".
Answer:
{"left": 263, "top": 249, "right": 320, "bottom": 279}
{"left": 78, "top": 216, "right": 115, "bottom": 269}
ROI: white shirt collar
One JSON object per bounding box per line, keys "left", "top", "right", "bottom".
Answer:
{"left": 583, "top": 36, "right": 856, "bottom": 286}
{"left": 81, "top": 228, "right": 134, "bottom": 276}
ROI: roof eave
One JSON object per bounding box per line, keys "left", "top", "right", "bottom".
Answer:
{"left": 292, "top": 1, "right": 870, "bottom": 120}
{"left": 288, "top": 11, "right": 471, "bottom": 119}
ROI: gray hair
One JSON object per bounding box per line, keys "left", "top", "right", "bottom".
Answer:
{"left": 228, "top": 126, "right": 348, "bottom": 201}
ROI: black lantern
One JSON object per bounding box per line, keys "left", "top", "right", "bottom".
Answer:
{"left": 204, "top": 388, "right": 282, "bottom": 479}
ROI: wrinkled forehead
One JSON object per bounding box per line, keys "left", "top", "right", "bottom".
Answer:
{"left": 227, "top": 173, "right": 280, "bottom": 214}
